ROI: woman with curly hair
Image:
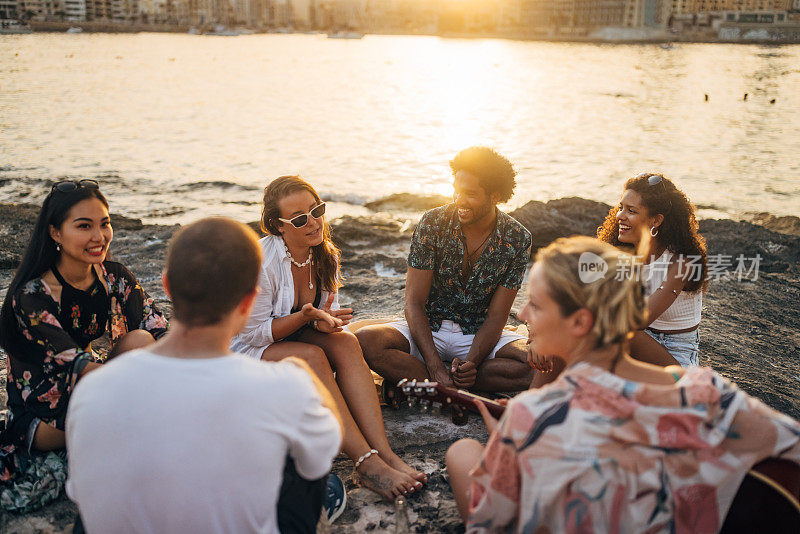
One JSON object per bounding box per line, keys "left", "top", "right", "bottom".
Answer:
{"left": 597, "top": 172, "right": 707, "bottom": 367}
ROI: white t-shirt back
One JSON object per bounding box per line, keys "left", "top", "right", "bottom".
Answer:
{"left": 66, "top": 349, "right": 341, "bottom": 534}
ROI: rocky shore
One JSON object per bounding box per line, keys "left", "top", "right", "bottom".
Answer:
{"left": 1, "top": 197, "right": 799, "bottom": 533}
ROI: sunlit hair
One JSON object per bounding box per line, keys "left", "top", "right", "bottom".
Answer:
{"left": 535, "top": 236, "right": 647, "bottom": 351}
{"left": 449, "top": 146, "right": 517, "bottom": 203}
{"left": 166, "top": 218, "right": 261, "bottom": 327}
{"left": 597, "top": 173, "right": 708, "bottom": 293}
{"left": 0, "top": 185, "right": 109, "bottom": 357}
{"left": 261, "top": 175, "right": 342, "bottom": 292}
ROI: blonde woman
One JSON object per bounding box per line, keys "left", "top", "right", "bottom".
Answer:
{"left": 230, "top": 176, "right": 425, "bottom": 500}
{"left": 447, "top": 236, "right": 799, "bottom": 533}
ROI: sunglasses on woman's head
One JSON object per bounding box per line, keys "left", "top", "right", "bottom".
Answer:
{"left": 51, "top": 179, "right": 100, "bottom": 193}
{"left": 637, "top": 173, "right": 672, "bottom": 211}
{"left": 278, "top": 202, "right": 326, "bottom": 228}
{"left": 646, "top": 174, "right": 663, "bottom": 187}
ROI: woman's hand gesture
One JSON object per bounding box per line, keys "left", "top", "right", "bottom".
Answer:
{"left": 300, "top": 294, "right": 353, "bottom": 333}
{"left": 322, "top": 294, "right": 354, "bottom": 326}
{"left": 300, "top": 299, "right": 342, "bottom": 334}
{"left": 474, "top": 398, "right": 500, "bottom": 434}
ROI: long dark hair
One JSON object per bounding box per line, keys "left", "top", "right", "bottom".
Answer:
{"left": 597, "top": 173, "right": 708, "bottom": 293}
{"left": 0, "top": 186, "right": 110, "bottom": 356}
{"left": 261, "top": 176, "right": 342, "bottom": 292}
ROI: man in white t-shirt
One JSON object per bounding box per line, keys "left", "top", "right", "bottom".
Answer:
{"left": 66, "top": 217, "right": 344, "bottom": 534}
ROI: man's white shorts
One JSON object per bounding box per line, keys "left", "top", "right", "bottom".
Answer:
{"left": 385, "top": 319, "right": 527, "bottom": 363}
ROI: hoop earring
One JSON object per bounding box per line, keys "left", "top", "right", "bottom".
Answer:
{"left": 650, "top": 226, "right": 659, "bottom": 237}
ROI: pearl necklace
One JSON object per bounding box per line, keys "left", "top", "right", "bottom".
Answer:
{"left": 284, "top": 242, "right": 314, "bottom": 289}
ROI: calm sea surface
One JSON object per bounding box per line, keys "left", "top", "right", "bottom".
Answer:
{"left": 1, "top": 33, "right": 798, "bottom": 223}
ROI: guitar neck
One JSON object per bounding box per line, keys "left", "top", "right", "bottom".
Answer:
{"left": 396, "top": 378, "right": 508, "bottom": 419}
{"left": 442, "top": 387, "right": 507, "bottom": 418}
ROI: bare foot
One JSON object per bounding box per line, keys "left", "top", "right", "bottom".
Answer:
{"left": 356, "top": 455, "right": 420, "bottom": 500}
{"left": 383, "top": 451, "right": 427, "bottom": 484}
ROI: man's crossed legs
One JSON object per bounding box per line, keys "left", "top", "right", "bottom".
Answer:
{"left": 357, "top": 320, "right": 534, "bottom": 393}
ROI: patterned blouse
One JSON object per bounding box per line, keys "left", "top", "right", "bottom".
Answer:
{"left": 468, "top": 363, "right": 800, "bottom": 533}
{"left": 407, "top": 203, "right": 531, "bottom": 335}
{"left": 3, "top": 261, "right": 168, "bottom": 449}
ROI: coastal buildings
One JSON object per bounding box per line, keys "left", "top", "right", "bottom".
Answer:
{"left": 290, "top": 0, "right": 312, "bottom": 27}
{"left": 512, "top": 0, "right": 670, "bottom": 34}
{"left": 0, "top": 0, "right": 19, "bottom": 19}
{"left": 3, "top": 0, "right": 797, "bottom": 38}
{"left": 10, "top": 0, "right": 49, "bottom": 20}
{"left": 85, "top": 0, "right": 138, "bottom": 21}
{"left": 359, "top": 0, "right": 439, "bottom": 32}
{"left": 169, "top": 0, "right": 302, "bottom": 29}
{"left": 24, "top": 0, "right": 46, "bottom": 19}
{"left": 687, "top": 0, "right": 791, "bottom": 11}
{"left": 137, "top": 0, "right": 168, "bottom": 22}
{"left": 5, "top": 0, "right": 139, "bottom": 21}
{"left": 64, "top": 0, "right": 86, "bottom": 20}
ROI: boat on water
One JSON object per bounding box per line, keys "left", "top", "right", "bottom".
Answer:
{"left": 0, "top": 19, "right": 32, "bottom": 34}
{"left": 327, "top": 31, "right": 364, "bottom": 39}
{"left": 66, "top": 27, "right": 83, "bottom": 34}
{"left": 205, "top": 24, "right": 239, "bottom": 36}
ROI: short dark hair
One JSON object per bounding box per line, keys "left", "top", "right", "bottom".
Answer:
{"left": 165, "top": 217, "right": 262, "bottom": 326}
{"left": 449, "top": 146, "right": 517, "bottom": 203}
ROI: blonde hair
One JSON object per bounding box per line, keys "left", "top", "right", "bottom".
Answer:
{"left": 535, "top": 236, "right": 646, "bottom": 350}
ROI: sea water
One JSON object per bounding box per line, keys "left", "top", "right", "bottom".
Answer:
{"left": 1, "top": 33, "right": 798, "bottom": 223}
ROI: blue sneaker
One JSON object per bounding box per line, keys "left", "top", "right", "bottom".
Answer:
{"left": 322, "top": 474, "right": 346, "bottom": 525}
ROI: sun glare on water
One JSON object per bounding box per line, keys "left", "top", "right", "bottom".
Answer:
{"left": 393, "top": 36, "right": 545, "bottom": 201}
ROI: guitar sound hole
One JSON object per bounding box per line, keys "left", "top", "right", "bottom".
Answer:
{"left": 451, "top": 405, "right": 469, "bottom": 426}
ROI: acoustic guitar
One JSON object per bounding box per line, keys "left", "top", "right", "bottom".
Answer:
{"left": 396, "top": 378, "right": 800, "bottom": 531}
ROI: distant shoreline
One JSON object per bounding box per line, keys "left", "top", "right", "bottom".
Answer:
{"left": 18, "top": 21, "right": 800, "bottom": 45}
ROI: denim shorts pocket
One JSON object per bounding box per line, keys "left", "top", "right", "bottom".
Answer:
{"left": 663, "top": 332, "right": 699, "bottom": 367}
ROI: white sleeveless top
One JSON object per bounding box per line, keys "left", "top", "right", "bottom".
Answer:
{"left": 641, "top": 250, "right": 702, "bottom": 330}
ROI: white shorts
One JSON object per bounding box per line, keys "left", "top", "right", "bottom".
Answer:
{"left": 386, "top": 319, "right": 527, "bottom": 363}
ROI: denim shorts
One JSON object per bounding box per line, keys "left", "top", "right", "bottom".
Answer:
{"left": 645, "top": 328, "right": 699, "bottom": 367}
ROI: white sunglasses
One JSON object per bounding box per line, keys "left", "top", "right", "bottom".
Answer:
{"left": 278, "top": 202, "right": 326, "bottom": 228}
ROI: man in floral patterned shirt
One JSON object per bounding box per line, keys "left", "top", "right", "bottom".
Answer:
{"left": 358, "top": 147, "right": 534, "bottom": 392}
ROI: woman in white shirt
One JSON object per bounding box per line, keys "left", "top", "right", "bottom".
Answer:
{"left": 231, "top": 175, "right": 426, "bottom": 500}
{"left": 598, "top": 172, "right": 708, "bottom": 367}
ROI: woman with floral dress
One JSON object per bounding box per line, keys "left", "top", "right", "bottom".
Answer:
{"left": 0, "top": 180, "right": 167, "bottom": 512}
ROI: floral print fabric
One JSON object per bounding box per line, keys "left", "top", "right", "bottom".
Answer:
{"left": 467, "top": 363, "right": 800, "bottom": 533}
{"left": 5, "top": 261, "right": 167, "bottom": 443}
{"left": 1, "top": 261, "right": 167, "bottom": 511}
{"left": 0, "top": 450, "right": 67, "bottom": 513}
{"left": 408, "top": 203, "right": 531, "bottom": 335}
